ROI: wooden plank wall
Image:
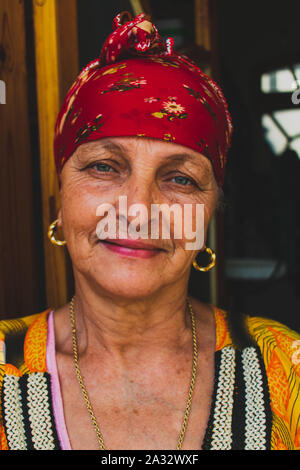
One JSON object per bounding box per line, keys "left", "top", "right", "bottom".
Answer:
{"left": 0, "top": 0, "right": 41, "bottom": 319}
{"left": 33, "top": 0, "right": 79, "bottom": 310}
{"left": 0, "top": 0, "right": 79, "bottom": 320}
{"left": 194, "top": 0, "right": 220, "bottom": 306}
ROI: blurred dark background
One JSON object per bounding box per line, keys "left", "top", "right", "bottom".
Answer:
{"left": 1, "top": 0, "right": 300, "bottom": 332}
{"left": 218, "top": 1, "right": 300, "bottom": 331}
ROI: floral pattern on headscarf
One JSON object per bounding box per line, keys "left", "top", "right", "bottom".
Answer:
{"left": 54, "top": 12, "right": 233, "bottom": 186}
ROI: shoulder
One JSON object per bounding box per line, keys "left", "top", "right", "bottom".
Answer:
{"left": 0, "top": 309, "right": 51, "bottom": 373}
{"left": 213, "top": 307, "right": 300, "bottom": 361}
{"left": 245, "top": 315, "right": 300, "bottom": 449}
{"left": 213, "top": 308, "right": 300, "bottom": 449}
{"left": 247, "top": 315, "right": 300, "bottom": 450}
{"left": 246, "top": 315, "right": 300, "bottom": 373}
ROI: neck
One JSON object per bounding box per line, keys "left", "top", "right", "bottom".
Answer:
{"left": 65, "top": 272, "right": 193, "bottom": 362}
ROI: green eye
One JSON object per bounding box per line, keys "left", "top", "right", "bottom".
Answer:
{"left": 93, "top": 163, "right": 113, "bottom": 172}
{"left": 172, "top": 175, "right": 192, "bottom": 186}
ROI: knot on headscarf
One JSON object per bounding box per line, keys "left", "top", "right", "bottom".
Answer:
{"left": 99, "top": 12, "right": 174, "bottom": 67}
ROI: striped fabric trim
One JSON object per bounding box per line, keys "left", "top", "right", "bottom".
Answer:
{"left": 1, "top": 372, "right": 61, "bottom": 450}
{"left": 204, "top": 345, "right": 271, "bottom": 450}
{"left": 2, "top": 375, "right": 27, "bottom": 450}
{"left": 242, "top": 347, "right": 268, "bottom": 450}
{"left": 210, "top": 346, "right": 236, "bottom": 450}
{"left": 231, "top": 349, "right": 246, "bottom": 449}
{"left": 27, "top": 373, "right": 57, "bottom": 450}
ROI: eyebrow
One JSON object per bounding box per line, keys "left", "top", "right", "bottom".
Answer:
{"left": 160, "top": 152, "right": 212, "bottom": 179}
{"left": 79, "top": 141, "right": 126, "bottom": 158}
{"left": 162, "top": 153, "right": 201, "bottom": 164}
{"left": 99, "top": 141, "right": 127, "bottom": 154}
{"left": 78, "top": 139, "right": 210, "bottom": 172}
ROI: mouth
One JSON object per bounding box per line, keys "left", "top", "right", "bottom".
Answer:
{"left": 99, "top": 238, "right": 165, "bottom": 258}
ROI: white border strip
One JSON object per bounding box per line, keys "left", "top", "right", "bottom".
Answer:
{"left": 210, "top": 346, "right": 236, "bottom": 450}
{"left": 3, "top": 375, "right": 27, "bottom": 450}
{"left": 27, "top": 373, "right": 56, "bottom": 450}
{"left": 242, "top": 347, "right": 267, "bottom": 450}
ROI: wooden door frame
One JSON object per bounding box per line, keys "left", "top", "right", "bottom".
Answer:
{"left": 33, "top": 0, "right": 79, "bottom": 309}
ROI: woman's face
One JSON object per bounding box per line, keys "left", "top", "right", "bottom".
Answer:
{"left": 58, "top": 137, "right": 218, "bottom": 298}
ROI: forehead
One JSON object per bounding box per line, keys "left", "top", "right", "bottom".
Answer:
{"left": 75, "top": 136, "right": 212, "bottom": 169}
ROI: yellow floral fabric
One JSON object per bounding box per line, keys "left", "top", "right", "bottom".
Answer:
{"left": 214, "top": 308, "right": 300, "bottom": 450}
{"left": 0, "top": 307, "right": 299, "bottom": 450}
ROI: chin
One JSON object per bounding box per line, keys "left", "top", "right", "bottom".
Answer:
{"left": 73, "top": 249, "right": 166, "bottom": 300}
{"left": 71, "top": 240, "right": 186, "bottom": 300}
{"left": 89, "top": 268, "right": 165, "bottom": 300}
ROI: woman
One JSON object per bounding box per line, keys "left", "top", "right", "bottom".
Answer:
{"left": 0, "top": 12, "right": 299, "bottom": 451}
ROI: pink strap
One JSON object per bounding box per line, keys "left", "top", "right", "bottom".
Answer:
{"left": 46, "top": 311, "right": 72, "bottom": 450}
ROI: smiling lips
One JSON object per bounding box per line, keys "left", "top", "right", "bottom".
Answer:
{"left": 100, "top": 238, "right": 164, "bottom": 258}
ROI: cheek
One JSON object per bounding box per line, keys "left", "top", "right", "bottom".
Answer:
{"left": 60, "top": 182, "right": 112, "bottom": 240}
{"left": 173, "top": 195, "right": 216, "bottom": 259}
{"left": 201, "top": 191, "right": 218, "bottom": 227}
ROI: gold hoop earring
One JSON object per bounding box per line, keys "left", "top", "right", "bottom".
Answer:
{"left": 193, "top": 247, "right": 216, "bottom": 272}
{"left": 48, "top": 219, "right": 66, "bottom": 246}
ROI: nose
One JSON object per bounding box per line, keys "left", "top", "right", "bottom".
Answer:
{"left": 126, "top": 180, "right": 155, "bottom": 208}
{"left": 117, "top": 175, "right": 160, "bottom": 238}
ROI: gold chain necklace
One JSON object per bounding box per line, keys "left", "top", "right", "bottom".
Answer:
{"left": 69, "top": 296, "right": 198, "bottom": 450}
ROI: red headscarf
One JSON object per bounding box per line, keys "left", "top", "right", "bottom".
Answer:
{"left": 54, "top": 12, "right": 233, "bottom": 186}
